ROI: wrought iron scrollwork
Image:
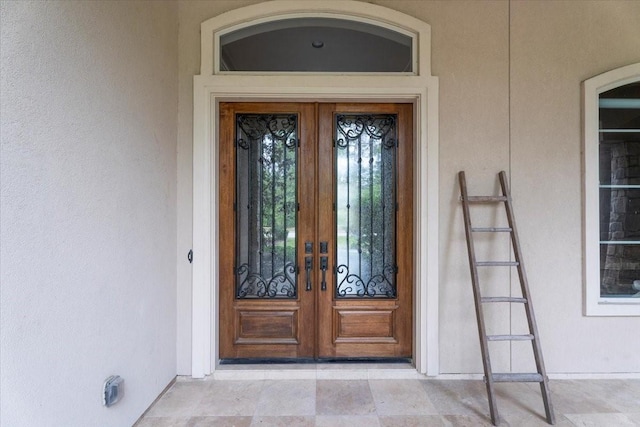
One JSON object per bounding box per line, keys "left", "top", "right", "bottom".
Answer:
{"left": 235, "top": 112, "right": 299, "bottom": 300}
{"left": 237, "top": 115, "right": 297, "bottom": 149}
{"left": 336, "top": 264, "right": 397, "bottom": 297}
{"left": 335, "top": 115, "right": 396, "bottom": 149}
{"left": 333, "top": 113, "right": 398, "bottom": 300}
{"left": 237, "top": 261, "right": 297, "bottom": 298}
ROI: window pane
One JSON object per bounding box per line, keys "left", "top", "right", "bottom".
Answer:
{"left": 220, "top": 18, "right": 412, "bottom": 73}
{"left": 235, "top": 114, "right": 298, "bottom": 298}
{"left": 335, "top": 114, "right": 397, "bottom": 298}
{"left": 600, "top": 243, "right": 640, "bottom": 297}
{"left": 599, "top": 142, "right": 640, "bottom": 186}
{"left": 599, "top": 81, "right": 640, "bottom": 298}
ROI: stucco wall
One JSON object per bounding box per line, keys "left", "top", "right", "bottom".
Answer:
{"left": 176, "top": 0, "right": 640, "bottom": 376}
{"left": 1, "top": 1, "right": 178, "bottom": 426}
{"left": 509, "top": 0, "right": 640, "bottom": 374}
{"left": 177, "top": 0, "right": 260, "bottom": 376}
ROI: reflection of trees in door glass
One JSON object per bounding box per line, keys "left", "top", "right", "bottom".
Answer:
{"left": 335, "top": 114, "right": 397, "bottom": 298}
{"left": 235, "top": 114, "right": 298, "bottom": 298}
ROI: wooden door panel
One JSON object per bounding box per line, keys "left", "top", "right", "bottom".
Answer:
{"left": 333, "top": 307, "right": 397, "bottom": 342}
{"left": 235, "top": 308, "right": 299, "bottom": 343}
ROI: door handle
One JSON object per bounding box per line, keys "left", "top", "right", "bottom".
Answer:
{"left": 320, "top": 256, "right": 328, "bottom": 291}
{"left": 305, "top": 256, "right": 313, "bottom": 291}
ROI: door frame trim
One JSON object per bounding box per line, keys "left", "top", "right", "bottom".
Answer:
{"left": 191, "top": 1, "right": 439, "bottom": 378}
{"left": 193, "top": 79, "right": 439, "bottom": 377}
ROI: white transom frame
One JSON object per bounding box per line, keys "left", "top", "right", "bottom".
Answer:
{"left": 192, "top": 1, "right": 440, "bottom": 379}
{"left": 200, "top": 0, "right": 432, "bottom": 77}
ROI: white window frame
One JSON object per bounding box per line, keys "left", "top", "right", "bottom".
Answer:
{"left": 583, "top": 62, "right": 640, "bottom": 316}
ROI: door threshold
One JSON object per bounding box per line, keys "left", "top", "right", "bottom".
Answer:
{"left": 219, "top": 357, "right": 412, "bottom": 365}
{"left": 211, "top": 360, "right": 422, "bottom": 380}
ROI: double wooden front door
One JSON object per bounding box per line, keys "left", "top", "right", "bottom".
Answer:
{"left": 219, "top": 102, "right": 413, "bottom": 360}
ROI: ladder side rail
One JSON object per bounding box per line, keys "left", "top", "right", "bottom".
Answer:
{"left": 498, "top": 171, "right": 556, "bottom": 425}
{"left": 458, "top": 171, "right": 499, "bottom": 425}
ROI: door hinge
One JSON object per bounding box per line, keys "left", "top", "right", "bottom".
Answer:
{"left": 187, "top": 249, "right": 193, "bottom": 264}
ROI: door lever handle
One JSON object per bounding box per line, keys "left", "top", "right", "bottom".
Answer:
{"left": 305, "top": 256, "right": 313, "bottom": 291}
{"left": 320, "top": 256, "right": 328, "bottom": 291}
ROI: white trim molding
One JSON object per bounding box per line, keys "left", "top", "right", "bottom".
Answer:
{"left": 583, "top": 62, "right": 640, "bottom": 316}
{"left": 192, "top": 1, "right": 439, "bottom": 378}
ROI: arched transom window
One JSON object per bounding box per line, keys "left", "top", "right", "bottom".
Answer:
{"left": 219, "top": 17, "right": 414, "bottom": 73}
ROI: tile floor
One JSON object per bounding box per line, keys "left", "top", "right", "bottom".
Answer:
{"left": 136, "top": 366, "right": 640, "bottom": 427}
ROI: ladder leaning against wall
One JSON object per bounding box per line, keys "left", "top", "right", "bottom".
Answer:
{"left": 458, "top": 170, "right": 555, "bottom": 426}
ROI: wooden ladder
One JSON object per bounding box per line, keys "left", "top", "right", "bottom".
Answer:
{"left": 458, "top": 171, "right": 555, "bottom": 426}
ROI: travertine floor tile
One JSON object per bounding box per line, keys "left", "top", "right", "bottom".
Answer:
{"left": 441, "top": 414, "right": 494, "bottom": 427}
{"left": 626, "top": 412, "right": 640, "bottom": 425}
{"left": 369, "top": 379, "right": 438, "bottom": 415}
{"left": 136, "top": 417, "right": 191, "bottom": 427}
{"left": 187, "top": 416, "right": 252, "bottom": 427}
{"left": 315, "top": 415, "right": 380, "bottom": 427}
{"left": 572, "top": 379, "right": 640, "bottom": 413}
{"left": 254, "top": 380, "right": 316, "bottom": 416}
{"left": 145, "top": 382, "right": 208, "bottom": 417}
{"left": 549, "top": 380, "right": 619, "bottom": 414}
{"left": 137, "top": 377, "right": 640, "bottom": 427}
{"left": 250, "top": 415, "right": 315, "bottom": 426}
{"left": 316, "top": 380, "right": 376, "bottom": 415}
{"left": 421, "top": 380, "right": 487, "bottom": 417}
{"left": 493, "top": 383, "right": 550, "bottom": 420}
{"left": 194, "top": 380, "right": 264, "bottom": 416}
{"left": 564, "top": 412, "right": 639, "bottom": 427}
{"left": 379, "top": 415, "right": 448, "bottom": 426}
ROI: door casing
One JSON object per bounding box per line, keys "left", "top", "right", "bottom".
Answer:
{"left": 193, "top": 88, "right": 438, "bottom": 376}
{"left": 193, "top": 87, "right": 438, "bottom": 377}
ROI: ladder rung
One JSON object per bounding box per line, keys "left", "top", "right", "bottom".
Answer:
{"left": 471, "top": 227, "right": 512, "bottom": 232}
{"left": 491, "top": 373, "right": 544, "bottom": 383}
{"left": 476, "top": 261, "right": 519, "bottom": 267}
{"left": 487, "top": 334, "right": 534, "bottom": 341}
{"left": 465, "top": 196, "right": 509, "bottom": 203}
{"left": 481, "top": 297, "right": 527, "bottom": 303}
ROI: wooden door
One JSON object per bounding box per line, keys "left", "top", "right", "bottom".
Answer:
{"left": 219, "top": 102, "right": 413, "bottom": 361}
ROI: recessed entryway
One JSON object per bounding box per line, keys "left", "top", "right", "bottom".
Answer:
{"left": 191, "top": 0, "right": 439, "bottom": 377}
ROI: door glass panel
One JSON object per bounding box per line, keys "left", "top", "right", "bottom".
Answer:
{"left": 335, "top": 114, "right": 397, "bottom": 298}
{"left": 235, "top": 114, "right": 298, "bottom": 298}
